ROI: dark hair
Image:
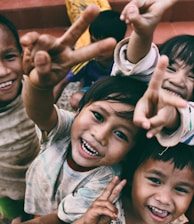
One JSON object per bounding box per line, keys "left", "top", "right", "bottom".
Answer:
{"left": 78, "top": 75, "right": 147, "bottom": 121}
{"left": 123, "top": 137, "right": 194, "bottom": 185}
{"left": 159, "top": 34, "right": 194, "bottom": 74}
{"left": 0, "top": 14, "right": 22, "bottom": 54}
{"left": 89, "top": 10, "right": 127, "bottom": 42}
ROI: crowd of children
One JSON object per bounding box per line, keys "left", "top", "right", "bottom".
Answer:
{"left": 0, "top": 0, "right": 193, "bottom": 223}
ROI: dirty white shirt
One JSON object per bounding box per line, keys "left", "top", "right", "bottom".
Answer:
{"left": 0, "top": 95, "right": 39, "bottom": 200}
{"left": 24, "top": 106, "right": 122, "bottom": 223}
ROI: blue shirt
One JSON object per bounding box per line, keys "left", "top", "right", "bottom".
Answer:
{"left": 66, "top": 59, "right": 114, "bottom": 87}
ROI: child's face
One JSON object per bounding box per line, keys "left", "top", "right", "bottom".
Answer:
{"left": 131, "top": 158, "right": 194, "bottom": 224}
{"left": 0, "top": 25, "right": 23, "bottom": 104}
{"left": 71, "top": 100, "right": 139, "bottom": 168}
{"left": 162, "top": 59, "right": 194, "bottom": 100}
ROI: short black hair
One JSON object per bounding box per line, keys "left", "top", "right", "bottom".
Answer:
{"left": 159, "top": 34, "right": 194, "bottom": 100}
{"left": 89, "top": 10, "right": 127, "bottom": 42}
{"left": 78, "top": 75, "right": 147, "bottom": 122}
{"left": 159, "top": 34, "right": 194, "bottom": 74}
{"left": 0, "top": 14, "right": 22, "bottom": 53}
{"left": 123, "top": 137, "right": 194, "bottom": 185}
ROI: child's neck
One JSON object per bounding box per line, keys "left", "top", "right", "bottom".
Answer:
{"left": 0, "top": 84, "right": 22, "bottom": 109}
{"left": 67, "top": 149, "right": 96, "bottom": 172}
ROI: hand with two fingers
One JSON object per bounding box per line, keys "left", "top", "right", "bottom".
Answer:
{"left": 73, "top": 176, "right": 126, "bottom": 224}
{"left": 20, "top": 4, "right": 117, "bottom": 89}
{"left": 133, "top": 55, "right": 187, "bottom": 138}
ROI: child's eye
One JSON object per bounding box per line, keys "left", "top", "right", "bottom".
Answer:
{"left": 175, "top": 186, "right": 189, "bottom": 194}
{"left": 166, "top": 65, "right": 176, "bottom": 73}
{"left": 5, "top": 54, "right": 18, "bottom": 61}
{"left": 92, "top": 111, "right": 104, "bottom": 122}
{"left": 148, "top": 177, "right": 161, "bottom": 185}
{"left": 188, "top": 74, "right": 194, "bottom": 82}
{"left": 114, "top": 130, "right": 128, "bottom": 142}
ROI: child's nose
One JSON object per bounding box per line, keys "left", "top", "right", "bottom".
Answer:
{"left": 172, "top": 70, "right": 187, "bottom": 86}
{"left": 92, "top": 124, "right": 110, "bottom": 146}
{"left": 0, "top": 61, "right": 9, "bottom": 77}
{"left": 154, "top": 189, "right": 172, "bottom": 205}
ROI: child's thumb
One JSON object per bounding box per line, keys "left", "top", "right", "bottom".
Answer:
{"left": 34, "top": 51, "right": 51, "bottom": 76}
{"left": 128, "top": 5, "right": 139, "bottom": 21}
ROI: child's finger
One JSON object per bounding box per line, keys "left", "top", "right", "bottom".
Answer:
{"left": 98, "top": 176, "right": 120, "bottom": 200}
{"left": 92, "top": 200, "right": 118, "bottom": 214}
{"left": 146, "top": 120, "right": 164, "bottom": 139}
{"left": 108, "top": 179, "right": 127, "bottom": 202}
{"left": 133, "top": 96, "right": 152, "bottom": 130}
{"left": 23, "top": 47, "right": 34, "bottom": 75}
{"left": 148, "top": 55, "right": 169, "bottom": 92}
{"left": 68, "top": 37, "right": 116, "bottom": 67}
{"left": 162, "top": 91, "right": 187, "bottom": 108}
{"left": 31, "top": 34, "right": 59, "bottom": 56}
{"left": 34, "top": 51, "right": 51, "bottom": 76}
{"left": 86, "top": 206, "right": 116, "bottom": 224}
{"left": 57, "top": 4, "right": 100, "bottom": 48}
{"left": 20, "top": 31, "right": 40, "bottom": 47}
{"left": 92, "top": 203, "right": 117, "bottom": 222}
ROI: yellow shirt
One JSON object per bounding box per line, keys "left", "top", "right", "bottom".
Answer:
{"left": 65, "top": 0, "right": 111, "bottom": 48}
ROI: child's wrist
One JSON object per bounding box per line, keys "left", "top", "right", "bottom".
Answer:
{"left": 23, "top": 75, "right": 53, "bottom": 91}
{"left": 164, "top": 108, "right": 180, "bottom": 133}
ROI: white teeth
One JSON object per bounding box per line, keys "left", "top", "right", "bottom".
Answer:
{"left": 0, "top": 81, "right": 13, "bottom": 88}
{"left": 81, "top": 139, "right": 99, "bottom": 156}
{"left": 165, "top": 89, "right": 181, "bottom": 98}
{"left": 149, "top": 206, "right": 169, "bottom": 218}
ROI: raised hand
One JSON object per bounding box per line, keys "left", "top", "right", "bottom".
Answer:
{"left": 120, "top": 0, "right": 179, "bottom": 63}
{"left": 20, "top": 4, "right": 116, "bottom": 88}
{"left": 133, "top": 55, "right": 187, "bottom": 138}
{"left": 121, "top": 0, "right": 178, "bottom": 31}
{"left": 73, "top": 176, "right": 126, "bottom": 224}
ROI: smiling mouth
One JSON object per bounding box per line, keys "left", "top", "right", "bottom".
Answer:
{"left": 81, "top": 139, "right": 100, "bottom": 156}
{"left": 148, "top": 205, "right": 170, "bottom": 218}
{"left": 163, "top": 88, "right": 182, "bottom": 98}
{"left": 0, "top": 80, "right": 13, "bottom": 89}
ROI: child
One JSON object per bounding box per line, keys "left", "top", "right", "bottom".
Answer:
{"left": 111, "top": 0, "right": 194, "bottom": 146}
{"left": 0, "top": 14, "right": 40, "bottom": 223}
{"left": 22, "top": 56, "right": 147, "bottom": 223}
{"left": 112, "top": 2, "right": 194, "bottom": 218}
{"left": 55, "top": 9, "right": 127, "bottom": 110}
{"left": 133, "top": 55, "right": 194, "bottom": 146}
{"left": 73, "top": 137, "right": 194, "bottom": 224}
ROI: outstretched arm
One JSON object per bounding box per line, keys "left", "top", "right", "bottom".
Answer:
{"left": 121, "top": 0, "right": 179, "bottom": 63}
{"left": 133, "top": 55, "right": 187, "bottom": 139}
{"left": 21, "top": 4, "right": 116, "bottom": 132}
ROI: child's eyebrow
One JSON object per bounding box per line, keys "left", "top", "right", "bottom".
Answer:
{"left": 178, "top": 182, "right": 194, "bottom": 190}
{"left": 4, "top": 48, "right": 20, "bottom": 53}
{"left": 147, "top": 169, "right": 166, "bottom": 178}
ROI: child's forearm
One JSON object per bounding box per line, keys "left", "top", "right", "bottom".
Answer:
{"left": 127, "top": 31, "right": 153, "bottom": 64}
{"left": 22, "top": 75, "right": 57, "bottom": 132}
